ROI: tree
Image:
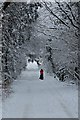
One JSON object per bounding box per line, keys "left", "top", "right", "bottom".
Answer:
{"left": 33, "top": 1, "right": 79, "bottom": 81}
{"left": 2, "top": 2, "right": 41, "bottom": 85}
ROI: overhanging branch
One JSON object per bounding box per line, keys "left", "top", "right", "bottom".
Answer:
{"left": 56, "top": 1, "right": 79, "bottom": 29}
{"left": 44, "top": 2, "right": 70, "bottom": 28}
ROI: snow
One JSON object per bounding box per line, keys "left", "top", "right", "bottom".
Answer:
{"left": 0, "top": 68, "right": 2, "bottom": 120}
{"left": 2, "top": 62, "right": 78, "bottom": 118}
{"left": 0, "top": 90, "right": 2, "bottom": 120}
{"left": 27, "top": 61, "right": 38, "bottom": 70}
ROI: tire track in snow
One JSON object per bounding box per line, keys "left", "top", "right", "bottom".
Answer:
{"left": 22, "top": 87, "right": 33, "bottom": 118}
{"left": 58, "top": 98, "right": 74, "bottom": 118}
{"left": 53, "top": 88, "right": 74, "bottom": 118}
{"left": 46, "top": 75, "right": 75, "bottom": 118}
{"left": 2, "top": 66, "right": 78, "bottom": 118}
{"left": 23, "top": 71, "right": 77, "bottom": 118}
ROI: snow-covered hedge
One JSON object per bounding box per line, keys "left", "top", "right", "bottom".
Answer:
{"left": 2, "top": 2, "right": 41, "bottom": 85}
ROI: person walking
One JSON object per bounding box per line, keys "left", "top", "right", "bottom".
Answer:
{"left": 39, "top": 69, "right": 44, "bottom": 80}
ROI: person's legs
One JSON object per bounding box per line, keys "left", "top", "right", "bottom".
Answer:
{"left": 39, "top": 74, "right": 44, "bottom": 80}
{"left": 39, "top": 74, "right": 41, "bottom": 79}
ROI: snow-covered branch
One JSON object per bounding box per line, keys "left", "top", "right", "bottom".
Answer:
{"left": 55, "top": 1, "right": 79, "bottom": 29}
{"left": 43, "top": 2, "right": 70, "bottom": 28}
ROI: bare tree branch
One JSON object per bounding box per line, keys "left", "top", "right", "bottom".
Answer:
{"left": 36, "top": 29, "right": 58, "bottom": 39}
{"left": 43, "top": 2, "right": 70, "bottom": 29}
{"left": 65, "top": 2, "right": 76, "bottom": 21}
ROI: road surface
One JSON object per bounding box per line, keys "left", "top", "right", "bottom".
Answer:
{"left": 2, "top": 64, "right": 78, "bottom": 118}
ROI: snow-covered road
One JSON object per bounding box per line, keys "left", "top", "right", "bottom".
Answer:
{"left": 2, "top": 62, "right": 78, "bottom": 118}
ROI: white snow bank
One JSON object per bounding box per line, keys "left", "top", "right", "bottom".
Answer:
{"left": 2, "top": 69, "right": 78, "bottom": 118}
{"left": 27, "top": 61, "right": 38, "bottom": 70}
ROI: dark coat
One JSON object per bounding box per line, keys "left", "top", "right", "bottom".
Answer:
{"left": 39, "top": 69, "right": 44, "bottom": 80}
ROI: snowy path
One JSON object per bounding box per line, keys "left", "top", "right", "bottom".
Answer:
{"left": 2, "top": 63, "right": 78, "bottom": 118}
